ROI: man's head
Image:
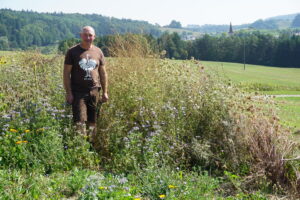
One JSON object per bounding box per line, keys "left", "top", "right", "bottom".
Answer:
{"left": 80, "top": 26, "right": 96, "bottom": 45}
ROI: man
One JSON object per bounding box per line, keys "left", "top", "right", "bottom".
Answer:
{"left": 63, "top": 26, "right": 108, "bottom": 142}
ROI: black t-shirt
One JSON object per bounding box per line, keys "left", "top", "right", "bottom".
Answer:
{"left": 64, "top": 44, "right": 105, "bottom": 93}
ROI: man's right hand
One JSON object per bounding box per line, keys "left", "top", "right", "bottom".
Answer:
{"left": 66, "top": 93, "right": 74, "bottom": 104}
{"left": 101, "top": 92, "right": 109, "bottom": 103}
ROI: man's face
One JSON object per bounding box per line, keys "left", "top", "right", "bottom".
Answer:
{"left": 80, "top": 29, "right": 95, "bottom": 44}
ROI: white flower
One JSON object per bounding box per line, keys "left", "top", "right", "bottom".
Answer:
{"left": 119, "top": 177, "right": 128, "bottom": 184}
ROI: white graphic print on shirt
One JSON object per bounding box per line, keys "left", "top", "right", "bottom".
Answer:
{"left": 78, "top": 54, "right": 97, "bottom": 80}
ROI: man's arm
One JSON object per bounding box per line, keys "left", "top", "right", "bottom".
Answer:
{"left": 63, "top": 64, "right": 73, "bottom": 104}
{"left": 99, "top": 64, "right": 109, "bottom": 102}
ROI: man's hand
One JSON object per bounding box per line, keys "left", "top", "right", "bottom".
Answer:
{"left": 101, "top": 92, "right": 109, "bottom": 103}
{"left": 66, "top": 93, "right": 74, "bottom": 104}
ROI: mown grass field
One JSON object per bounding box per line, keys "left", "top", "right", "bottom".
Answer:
{"left": 201, "top": 61, "right": 300, "bottom": 92}
{"left": 200, "top": 61, "right": 300, "bottom": 130}
{"left": 1, "top": 51, "right": 300, "bottom": 199}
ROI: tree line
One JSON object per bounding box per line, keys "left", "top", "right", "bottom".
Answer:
{"left": 59, "top": 31, "right": 300, "bottom": 68}
{"left": 190, "top": 31, "right": 300, "bottom": 67}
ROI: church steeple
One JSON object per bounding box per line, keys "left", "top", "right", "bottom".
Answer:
{"left": 229, "top": 22, "right": 233, "bottom": 35}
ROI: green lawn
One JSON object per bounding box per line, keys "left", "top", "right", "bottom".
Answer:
{"left": 202, "top": 61, "right": 300, "bottom": 92}
{"left": 275, "top": 97, "right": 300, "bottom": 131}
{"left": 200, "top": 61, "right": 300, "bottom": 130}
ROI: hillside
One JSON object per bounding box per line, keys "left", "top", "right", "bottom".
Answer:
{"left": 266, "top": 13, "right": 299, "bottom": 21}
{"left": 250, "top": 18, "right": 292, "bottom": 29}
{"left": 184, "top": 13, "right": 300, "bottom": 33}
{"left": 185, "top": 24, "right": 249, "bottom": 33}
{"left": 0, "top": 9, "right": 161, "bottom": 49}
{"left": 0, "top": 9, "right": 299, "bottom": 52}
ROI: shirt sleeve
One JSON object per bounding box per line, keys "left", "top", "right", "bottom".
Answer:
{"left": 99, "top": 50, "right": 105, "bottom": 66}
{"left": 64, "top": 49, "right": 73, "bottom": 65}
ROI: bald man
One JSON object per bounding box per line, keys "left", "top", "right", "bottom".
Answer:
{"left": 63, "top": 26, "right": 108, "bottom": 143}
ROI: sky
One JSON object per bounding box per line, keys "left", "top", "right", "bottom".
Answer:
{"left": 0, "top": 0, "right": 299, "bottom": 26}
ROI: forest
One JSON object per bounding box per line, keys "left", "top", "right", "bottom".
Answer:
{"left": 0, "top": 9, "right": 161, "bottom": 49}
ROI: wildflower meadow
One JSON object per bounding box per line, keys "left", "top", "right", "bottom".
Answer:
{"left": 0, "top": 38, "right": 299, "bottom": 199}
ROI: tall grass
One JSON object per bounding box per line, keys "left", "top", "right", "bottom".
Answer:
{"left": 95, "top": 36, "right": 300, "bottom": 197}
{"left": 99, "top": 56, "right": 300, "bottom": 194}
{"left": 0, "top": 52, "right": 99, "bottom": 173}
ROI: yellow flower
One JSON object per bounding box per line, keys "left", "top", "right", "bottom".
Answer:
{"left": 15, "top": 141, "right": 28, "bottom": 144}
{"left": 24, "top": 129, "right": 30, "bottom": 133}
{"left": 36, "top": 128, "right": 45, "bottom": 132}
{"left": 159, "top": 194, "right": 166, "bottom": 199}
{"left": 134, "top": 198, "right": 141, "bottom": 200}
{"left": 9, "top": 128, "right": 18, "bottom": 133}
{"left": 99, "top": 186, "right": 108, "bottom": 190}
{"left": 168, "top": 184, "right": 177, "bottom": 189}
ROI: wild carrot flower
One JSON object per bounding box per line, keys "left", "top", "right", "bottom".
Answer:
{"left": 159, "top": 194, "right": 166, "bottom": 199}
{"left": 9, "top": 128, "right": 18, "bottom": 133}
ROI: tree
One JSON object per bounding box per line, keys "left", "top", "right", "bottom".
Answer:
{"left": 0, "top": 24, "right": 7, "bottom": 36}
{"left": 58, "top": 38, "right": 80, "bottom": 54}
{"left": 167, "top": 20, "right": 182, "bottom": 29}
{"left": 157, "top": 32, "right": 187, "bottom": 59}
{"left": 0, "top": 36, "right": 9, "bottom": 50}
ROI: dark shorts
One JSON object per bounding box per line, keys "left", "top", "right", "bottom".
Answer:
{"left": 72, "top": 88, "right": 100, "bottom": 123}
